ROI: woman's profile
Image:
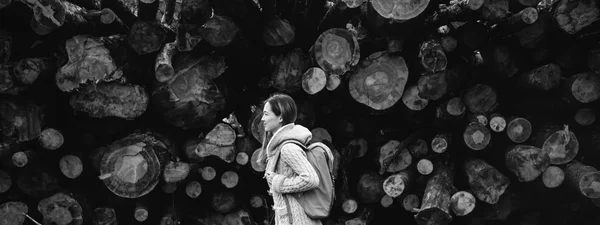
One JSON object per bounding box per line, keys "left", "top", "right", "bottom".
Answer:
{"left": 256, "top": 93, "right": 321, "bottom": 225}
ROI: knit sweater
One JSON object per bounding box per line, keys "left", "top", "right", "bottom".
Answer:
{"left": 265, "top": 124, "right": 322, "bottom": 225}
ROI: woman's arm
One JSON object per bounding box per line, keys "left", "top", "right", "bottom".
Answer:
{"left": 271, "top": 144, "right": 319, "bottom": 194}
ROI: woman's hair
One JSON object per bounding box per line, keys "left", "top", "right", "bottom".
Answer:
{"left": 256, "top": 93, "right": 298, "bottom": 167}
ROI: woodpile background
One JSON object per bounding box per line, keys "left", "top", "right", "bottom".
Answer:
{"left": 1, "top": 0, "right": 600, "bottom": 224}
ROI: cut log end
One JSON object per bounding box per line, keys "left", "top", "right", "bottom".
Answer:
{"left": 507, "top": 117, "right": 532, "bottom": 143}
{"left": 569, "top": 72, "right": 600, "bottom": 104}
{"left": 403, "top": 194, "right": 420, "bottom": 212}
{"left": 326, "top": 74, "right": 341, "bottom": 91}
{"left": 94, "top": 207, "right": 117, "bottom": 225}
{"left": 302, "top": 67, "right": 327, "bottom": 95}
{"left": 542, "top": 125, "right": 579, "bottom": 165}
{"left": 490, "top": 115, "right": 506, "bottom": 132}
{"left": 520, "top": 7, "right": 538, "bottom": 24}
{"left": 446, "top": 97, "right": 466, "bottom": 116}
{"left": 39, "top": 128, "right": 64, "bottom": 150}
{"left": 464, "top": 122, "right": 492, "bottom": 151}
{"left": 409, "top": 139, "right": 428, "bottom": 158}
{"left": 554, "top": 0, "right": 600, "bottom": 34}
{"left": 134, "top": 207, "right": 149, "bottom": 222}
{"left": 450, "top": 191, "right": 476, "bottom": 216}
{"left": 419, "top": 41, "right": 447, "bottom": 73}
{"left": 186, "top": 181, "right": 202, "bottom": 198}
{"left": 542, "top": 166, "right": 565, "bottom": 188}
{"left": 371, "top": 0, "right": 431, "bottom": 21}
{"left": 128, "top": 21, "right": 168, "bottom": 55}
{"left": 417, "top": 159, "right": 434, "bottom": 175}
{"left": 236, "top": 152, "right": 249, "bottom": 165}
{"left": 402, "top": 85, "right": 429, "bottom": 111}
{"left": 164, "top": 161, "right": 191, "bottom": 183}
{"left": 383, "top": 173, "right": 408, "bottom": 197}
{"left": 0, "top": 170, "right": 11, "bottom": 193}
{"left": 221, "top": 171, "right": 239, "bottom": 188}
{"left": 314, "top": 28, "right": 359, "bottom": 76}
{"left": 12, "top": 151, "right": 28, "bottom": 167}
{"left": 342, "top": 198, "right": 358, "bottom": 214}
{"left": 468, "top": 0, "right": 484, "bottom": 10}
{"left": 250, "top": 195, "right": 264, "bottom": 208}
{"left": 505, "top": 145, "right": 550, "bottom": 182}
{"left": 431, "top": 134, "right": 449, "bottom": 153}
{"left": 381, "top": 195, "right": 394, "bottom": 208}
{"left": 59, "top": 155, "right": 83, "bottom": 179}
{"left": 465, "top": 158, "right": 510, "bottom": 204}
{"left": 200, "top": 166, "right": 217, "bottom": 181}
{"left": 38, "top": 193, "right": 82, "bottom": 225}
{"left": 575, "top": 108, "right": 596, "bottom": 126}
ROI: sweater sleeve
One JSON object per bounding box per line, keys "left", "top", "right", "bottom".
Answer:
{"left": 271, "top": 143, "right": 320, "bottom": 194}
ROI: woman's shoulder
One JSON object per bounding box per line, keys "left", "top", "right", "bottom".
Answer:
{"left": 280, "top": 141, "right": 306, "bottom": 156}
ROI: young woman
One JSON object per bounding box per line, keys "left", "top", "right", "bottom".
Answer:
{"left": 256, "top": 93, "right": 321, "bottom": 225}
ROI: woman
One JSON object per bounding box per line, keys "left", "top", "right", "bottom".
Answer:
{"left": 256, "top": 93, "right": 321, "bottom": 225}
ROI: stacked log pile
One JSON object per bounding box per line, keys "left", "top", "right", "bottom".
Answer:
{"left": 1, "top": 0, "right": 600, "bottom": 225}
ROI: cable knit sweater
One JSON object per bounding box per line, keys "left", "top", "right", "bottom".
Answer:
{"left": 264, "top": 123, "right": 322, "bottom": 225}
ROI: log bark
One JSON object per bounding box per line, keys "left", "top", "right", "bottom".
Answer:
{"left": 185, "top": 180, "right": 202, "bottom": 198}
{"left": 269, "top": 48, "right": 308, "bottom": 93}
{"left": 383, "top": 170, "right": 412, "bottom": 198}
{"left": 415, "top": 164, "right": 455, "bottom": 225}
{"left": 536, "top": 124, "right": 579, "bottom": 165}
{"left": 463, "top": 122, "right": 492, "bottom": 151}
{"left": 370, "top": 0, "right": 430, "bottom": 21}
{"left": 37, "top": 192, "right": 83, "bottom": 225}
{"left": 563, "top": 71, "right": 600, "bottom": 104}
{"left": 185, "top": 122, "right": 236, "bottom": 163}
{"left": 99, "top": 131, "right": 173, "bottom": 198}
{"left": 348, "top": 51, "right": 409, "bottom": 110}
{"left": 313, "top": 28, "right": 360, "bottom": 76}
{"left": 302, "top": 67, "right": 327, "bottom": 95}
{"left": 402, "top": 85, "right": 429, "bottom": 111}
{"left": 163, "top": 160, "right": 190, "bottom": 183}
{"left": 70, "top": 82, "right": 149, "bottom": 120}
{"left": 506, "top": 117, "right": 532, "bottom": 143}
{"left": 450, "top": 191, "right": 476, "bottom": 216}
{"left": 59, "top": 154, "right": 84, "bottom": 179}
{"left": 418, "top": 71, "right": 447, "bottom": 101}
{"left": 542, "top": 165, "right": 564, "bottom": 188}
{"left": 465, "top": 158, "right": 510, "bottom": 204}
{"left": 83, "top": 8, "right": 129, "bottom": 33}
{"left": 519, "top": 63, "right": 561, "bottom": 91}
{"left": 356, "top": 172, "right": 386, "bottom": 204}
{"left": 574, "top": 108, "right": 595, "bottom": 126}
{"left": 151, "top": 53, "right": 227, "bottom": 130}
{"left": 212, "top": 191, "right": 237, "bottom": 214}
{"left": 505, "top": 145, "right": 550, "bottom": 182}
{"left": 56, "top": 34, "right": 129, "bottom": 92}
{"left": 423, "top": 0, "right": 484, "bottom": 28}
{"left": 155, "top": 40, "right": 178, "bottom": 83}
{"left": 347, "top": 137, "right": 369, "bottom": 159}
{"left": 201, "top": 15, "right": 239, "bottom": 48}
{"left": 0, "top": 201, "right": 28, "bottom": 225}
{"left": 0, "top": 170, "right": 11, "bottom": 194}
{"left": 565, "top": 160, "right": 600, "bottom": 198}
{"left": 17, "top": 168, "right": 61, "bottom": 198}
{"left": 480, "top": 0, "right": 509, "bottom": 22}
{"left": 93, "top": 207, "right": 117, "bottom": 225}
{"left": 1, "top": 58, "right": 53, "bottom": 95}
{"left": 250, "top": 148, "right": 266, "bottom": 172}
{"left": 462, "top": 84, "right": 498, "bottom": 114}
{"left": 554, "top": 0, "right": 600, "bottom": 34}
{"left": 0, "top": 99, "right": 43, "bottom": 142}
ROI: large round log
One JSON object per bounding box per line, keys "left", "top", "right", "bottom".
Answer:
{"left": 70, "top": 82, "right": 149, "bottom": 120}
{"left": 565, "top": 160, "right": 600, "bottom": 198}
{"left": 151, "top": 53, "right": 228, "bottom": 130}
{"left": 349, "top": 51, "right": 409, "bottom": 110}
{"left": 417, "top": 71, "right": 447, "bottom": 101}
{"left": 37, "top": 192, "right": 83, "bottom": 225}
{"left": 99, "top": 131, "right": 173, "bottom": 198}
{"left": 185, "top": 122, "right": 236, "bottom": 162}
{"left": 313, "top": 28, "right": 360, "bottom": 76}
{"left": 563, "top": 71, "right": 600, "bottom": 104}
{"left": 536, "top": 124, "right": 579, "bottom": 165}
{"left": 450, "top": 191, "right": 476, "bottom": 216}
{"left": 402, "top": 85, "right": 429, "bottom": 111}
{"left": 370, "top": 0, "right": 430, "bottom": 21}
{"left": 201, "top": 15, "right": 239, "bottom": 48}
{"left": 464, "top": 158, "right": 510, "bottom": 204}
{"left": 505, "top": 145, "right": 550, "bottom": 182}
{"left": 56, "top": 34, "right": 129, "bottom": 92}
{"left": 415, "top": 164, "right": 454, "bottom": 225}
{"left": 0, "top": 201, "right": 28, "bottom": 225}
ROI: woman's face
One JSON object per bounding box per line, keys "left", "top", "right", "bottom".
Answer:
{"left": 262, "top": 102, "right": 282, "bottom": 132}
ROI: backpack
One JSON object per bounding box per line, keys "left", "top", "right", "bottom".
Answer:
{"left": 275, "top": 139, "right": 336, "bottom": 221}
